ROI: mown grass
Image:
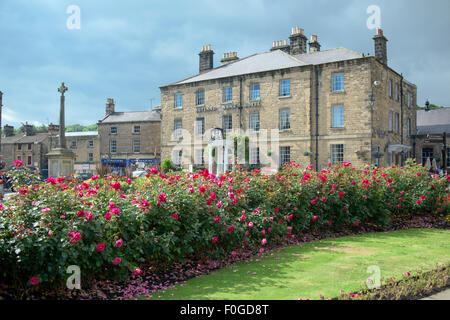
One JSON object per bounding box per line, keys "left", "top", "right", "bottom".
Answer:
{"left": 143, "top": 228, "right": 450, "bottom": 300}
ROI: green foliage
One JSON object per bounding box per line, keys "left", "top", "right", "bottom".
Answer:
{"left": 161, "top": 158, "right": 173, "bottom": 172}
{"left": 0, "top": 162, "right": 448, "bottom": 291}
{"left": 66, "top": 124, "right": 98, "bottom": 132}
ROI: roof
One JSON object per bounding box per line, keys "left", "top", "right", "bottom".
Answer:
{"left": 64, "top": 131, "right": 98, "bottom": 137}
{"left": 99, "top": 110, "right": 161, "bottom": 124}
{"left": 416, "top": 108, "right": 450, "bottom": 135}
{"left": 417, "top": 108, "right": 450, "bottom": 126}
{"left": 417, "top": 124, "right": 450, "bottom": 135}
{"left": 1, "top": 133, "right": 48, "bottom": 144}
{"left": 164, "top": 48, "right": 364, "bottom": 86}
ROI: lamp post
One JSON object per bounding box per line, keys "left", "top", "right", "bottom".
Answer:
{"left": 425, "top": 100, "right": 430, "bottom": 112}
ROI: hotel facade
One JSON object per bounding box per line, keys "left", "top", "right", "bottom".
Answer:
{"left": 160, "top": 27, "right": 417, "bottom": 173}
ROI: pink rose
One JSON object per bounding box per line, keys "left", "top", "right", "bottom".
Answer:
{"left": 212, "top": 236, "right": 219, "bottom": 244}
{"left": 133, "top": 268, "right": 142, "bottom": 276}
{"left": 115, "top": 239, "right": 123, "bottom": 248}
{"left": 96, "top": 243, "right": 105, "bottom": 252}
{"left": 104, "top": 212, "right": 111, "bottom": 221}
{"left": 113, "top": 257, "right": 121, "bottom": 265}
{"left": 29, "top": 277, "right": 40, "bottom": 286}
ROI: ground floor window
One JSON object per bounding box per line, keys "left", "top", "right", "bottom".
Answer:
{"left": 173, "top": 150, "right": 182, "bottom": 166}
{"left": 330, "top": 144, "right": 344, "bottom": 165}
{"left": 279, "top": 146, "right": 291, "bottom": 166}
{"left": 421, "top": 148, "right": 433, "bottom": 165}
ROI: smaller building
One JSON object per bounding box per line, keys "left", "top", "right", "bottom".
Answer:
{"left": 51, "top": 131, "right": 100, "bottom": 176}
{"left": 98, "top": 98, "right": 161, "bottom": 175}
{"left": 1, "top": 124, "right": 52, "bottom": 171}
{"left": 415, "top": 107, "right": 450, "bottom": 171}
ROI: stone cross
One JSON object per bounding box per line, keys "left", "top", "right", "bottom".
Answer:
{"left": 58, "top": 82, "right": 68, "bottom": 148}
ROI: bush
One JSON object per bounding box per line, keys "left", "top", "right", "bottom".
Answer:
{"left": 0, "top": 161, "right": 448, "bottom": 290}
{"left": 161, "top": 158, "right": 173, "bottom": 173}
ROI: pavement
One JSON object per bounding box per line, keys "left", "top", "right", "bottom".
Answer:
{"left": 421, "top": 288, "right": 450, "bottom": 300}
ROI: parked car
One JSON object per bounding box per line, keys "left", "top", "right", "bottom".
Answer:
{"left": 132, "top": 170, "right": 147, "bottom": 178}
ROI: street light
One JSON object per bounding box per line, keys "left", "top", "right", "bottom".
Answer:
{"left": 425, "top": 100, "right": 430, "bottom": 112}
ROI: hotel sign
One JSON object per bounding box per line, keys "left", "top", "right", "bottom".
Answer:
{"left": 196, "top": 100, "right": 261, "bottom": 113}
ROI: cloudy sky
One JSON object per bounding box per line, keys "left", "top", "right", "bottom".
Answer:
{"left": 0, "top": 0, "right": 449, "bottom": 128}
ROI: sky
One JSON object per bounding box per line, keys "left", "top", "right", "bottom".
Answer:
{"left": 0, "top": 0, "right": 449, "bottom": 128}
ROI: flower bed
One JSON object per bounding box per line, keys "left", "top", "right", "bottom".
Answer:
{"left": 0, "top": 161, "right": 448, "bottom": 293}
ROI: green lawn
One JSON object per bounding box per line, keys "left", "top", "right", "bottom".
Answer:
{"left": 143, "top": 228, "right": 450, "bottom": 300}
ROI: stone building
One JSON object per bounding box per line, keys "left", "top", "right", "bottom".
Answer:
{"left": 50, "top": 130, "right": 100, "bottom": 175}
{"left": 98, "top": 98, "right": 161, "bottom": 175}
{"left": 414, "top": 107, "right": 450, "bottom": 170}
{"left": 159, "top": 27, "right": 417, "bottom": 172}
{"left": 1, "top": 124, "right": 52, "bottom": 171}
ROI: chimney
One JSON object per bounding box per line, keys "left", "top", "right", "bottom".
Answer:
{"left": 4, "top": 124, "right": 14, "bottom": 137}
{"left": 106, "top": 98, "right": 115, "bottom": 116}
{"left": 270, "top": 39, "right": 290, "bottom": 54}
{"left": 221, "top": 52, "right": 239, "bottom": 65}
{"left": 199, "top": 45, "right": 214, "bottom": 73}
{"left": 373, "top": 28, "right": 388, "bottom": 65}
{"left": 308, "top": 35, "right": 321, "bottom": 53}
{"left": 48, "top": 123, "right": 60, "bottom": 135}
{"left": 22, "top": 122, "right": 36, "bottom": 136}
{"left": 289, "top": 26, "right": 307, "bottom": 55}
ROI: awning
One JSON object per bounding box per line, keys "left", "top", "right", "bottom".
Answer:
{"left": 387, "top": 144, "right": 412, "bottom": 153}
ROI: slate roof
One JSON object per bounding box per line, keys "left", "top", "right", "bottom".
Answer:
{"left": 1, "top": 133, "right": 48, "bottom": 144}
{"left": 416, "top": 108, "right": 450, "bottom": 135}
{"left": 64, "top": 131, "right": 98, "bottom": 137}
{"left": 99, "top": 111, "right": 161, "bottom": 124}
{"left": 164, "top": 48, "right": 364, "bottom": 86}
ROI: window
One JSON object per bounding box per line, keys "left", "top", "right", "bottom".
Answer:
{"left": 331, "top": 105, "right": 344, "bottom": 128}
{"left": 110, "top": 140, "right": 117, "bottom": 154}
{"left": 18, "top": 144, "right": 22, "bottom": 151}
{"left": 28, "top": 144, "right": 32, "bottom": 150}
{"left": 223, "top": 115, "right": 232, "bottom": 131}
{"left": 249, "top": 113, "right": 260, "bottom": 132}
{"left": 133, "top": 140, "right": 140, "bottom": 153}
{"left": 27, "top": 156, "right": 32, "bottom": 165}
{"left": 250, "top": 147, "right": 260, "bottom": 165}
{"left": 88, "top": 153, "right": 94, "bottom": 162}
{"left": 389, "top": 79, "right": 393, "bottom": 98}
{"left": 110, "top": 127, "right": 117, "bottom": 135}
{"left": 279, "top": 79, "right": 290, "bottom": 97}
{"left": 407, "top": 118, "right": 411, "bottom": 137}
{"left": 250, "top": 83, "right": 260, "bottom": 100}
{"left": 389, "top": 111, "right": 393, "bottom": 131}
{"left": 195, "top": 149, "right": 204, "bottom": 166}
{"left": 88, "top": 140, "right": 94, "bottom": 148}
{"left": 279, "top": 109, "right": 290, "bottom": 130}
{"left": 196, "top": 117, "right": 205, "bottom": 136}
{"left": 280, "top": 146, "right": 291, "bottom": 165}
{"left": 332, "top": 73, "right": 344, "bottom": 92}
{"left": 196, "top": 89, "right": 205, "bottom": 106}
{"left": 395, "top": 84, "right": 399, "bottom": 101}
{"left": 71, "top": 140, "right": 77, "bottom": 149}
{"left": 422, "top": 148, "right": 433, "bottom": 165}
{"left": 174, "top": 119, "right": 182, "bottom": 138}
{"left": 223, "top": 86, "right": 233, "bottom": 103}
{"left": 331, "top": 144, "right": 344, "bottom": 165}
{"left": 17, "top": 156, "right": 21, "bottom": 161}
{"left": 407, "top": 92, "right": 412, "bottom": 108}
{"left": 133, "top": 126, "right": 141, "bottom": 134}
{"left": 395, "top": 113, "right": 399, "bottom": 133}
{"left": 174, "top": 93, "right": 183, "bottom": 109}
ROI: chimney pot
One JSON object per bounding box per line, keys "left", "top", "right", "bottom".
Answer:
{"left": 106, "top": 98, "right": 115, "bottom": 116}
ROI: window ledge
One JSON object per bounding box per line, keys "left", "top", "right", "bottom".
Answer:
{"left": 331, "top": 127, "right": 345, "bottom": 130}
{"left": 331, "top": 90, "right": 345, "bottom": 94}
{"left": 279, "top": 129, "right": 292, "bottom": 133}
{"left": 278, "top": 95, "right": 291, "bottom": 99}
{"left": 174, "top": 107, "right": 183, "bottom": 110}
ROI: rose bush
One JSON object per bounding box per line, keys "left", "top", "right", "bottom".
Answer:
{"left": 0, "top": 161, "right": 448, "bottom": 290}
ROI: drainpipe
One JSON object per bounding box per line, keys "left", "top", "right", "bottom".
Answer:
{"left": 315, "top": 67, "right": 319, "bottom": 170}
{"left": 239, "top": 77, "right": 243, "bottom": 130}
{"left": 400, "top": 75, "right": 404, "bottom": 165}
